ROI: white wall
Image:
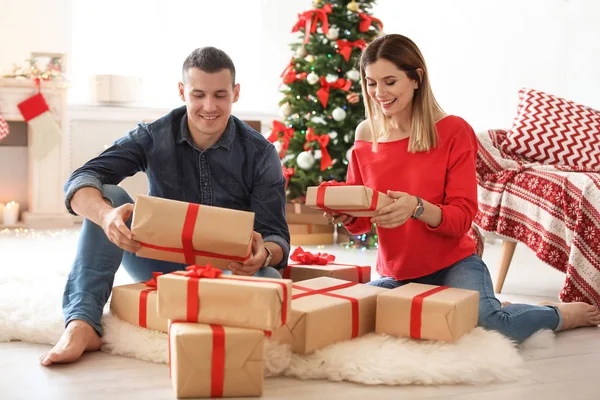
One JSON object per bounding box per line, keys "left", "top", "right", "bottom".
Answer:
{"left": 0, "top": 0, "right": 598, "bottom": 132}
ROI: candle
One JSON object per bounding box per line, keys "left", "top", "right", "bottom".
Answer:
{"left": 3, "top": 201, "right": 20, "bottom": 225}
{"left": 0, "top": 203, "right": 4, "bottom": 224}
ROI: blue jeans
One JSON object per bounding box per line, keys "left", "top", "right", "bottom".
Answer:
{"left": 62, "top": 184, "right": 282, "bottom": 336}
{"left": 369, "top": 254, "right": 563, "bottom": 343}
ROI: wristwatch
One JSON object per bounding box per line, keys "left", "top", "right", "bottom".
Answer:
{"left": 261, "top": 246, "right": 273, "bottom": 268}
{"left": 411, "top": 196, "right": 424, "bottom": 219}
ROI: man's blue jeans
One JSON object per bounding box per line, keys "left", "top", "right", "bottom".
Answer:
{"left": 368, "top": 254, "right": 563, "bottom": 343}
{"left": 62, "top": 184, "right": 282, "bottom": 335}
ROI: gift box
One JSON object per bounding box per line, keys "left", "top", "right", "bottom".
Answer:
{"left": 305, "top": 182, "right": 394, "bottom": 217}
{"left": 281, "top": 247, "right": 370, "bottom": 283}
{"left": 289, "top": 223, "right": 335, "bottom": 245}
{"left": 110, "top": 272, "right": 168, "bottom": 332}
{"left": 285, "top": 202, "right": 330, "bottom": 225}
{"left": 169, "top": 321, "right": 263, "bottom": 398}
{"left": 131, "top": 195, "right": 254, "bottom": 269}
{"left": 157, "top": 265, "right": 292, "bottom": 331}
{"left": 270, "top": 277, "right": 386, "bottom": 354}
{"left": 376, "top": 283, "right": 479, "bottom": 342}
{"left": 288, "top": 223, "right": 334, "bottom": 235}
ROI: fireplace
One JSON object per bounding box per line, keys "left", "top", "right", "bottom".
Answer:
{"left": 0, "top": 78, "right": 73, "bottom": 228}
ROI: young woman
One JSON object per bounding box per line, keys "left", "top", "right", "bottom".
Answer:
{"left": 325, "top": 34, "right": 599, "bottom": 342}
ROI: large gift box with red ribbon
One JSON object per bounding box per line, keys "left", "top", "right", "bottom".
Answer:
{"left": 305, "top": 182, "right": 394, "bottom": 217}
{"left": 169, "top": 321, "right": 264, "bottom": 398}
{"left": 270, "top": 277, "right": 386, "bottom": 354}
{"left": 131, "top": 195, "right": 254, "bottom": 270}
{"left": 281, "top": 247, "right": 370, "bottom": 283}
{"left": 157, "top": 265, "right": 292, "bottom": 332}
{"left": 110, "top": 272, "right": 169, "bottom": 333}
{"left": 376, "top": 283, "right": 479, "bottom": 342}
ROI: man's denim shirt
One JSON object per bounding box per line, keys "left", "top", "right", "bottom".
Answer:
{"left": 64, "top": 106, "right": 290, "bottom": 268}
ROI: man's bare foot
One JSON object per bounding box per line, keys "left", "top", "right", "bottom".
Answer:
{"left": 538, "top": 301, "right": 600, "bottom": 331}
{"left": 39, "top": 320, "right": 102, "bottom": 366}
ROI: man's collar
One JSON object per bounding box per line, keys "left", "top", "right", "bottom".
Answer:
{"left": 178, "top": 113, "right": 235, "bottom": 151}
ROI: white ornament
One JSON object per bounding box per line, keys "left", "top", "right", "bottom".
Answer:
{"left": 346, "top": 69, "right": 360, "bottom": 81}
{"left": 326, "top": 74, "right": 339, "bottom": 83}
{"left": 305, "top": 55, "right": 315, "bottom": 63}
{"left": 273, "top": 140, "right": 283, "bottom": 154}
{"left": 344, "top": 134, "right": 351, "bottom": 143}
{"left": 329, "top": 130, "right": 338, "bottom": 139}
{"left": 322, "top": 38, "right": 329, "bottom": 44}
{"left": 296, "top": 151, "right": 315, "bottom": 170}
{"left": 314, "top": 150, "right": 322, "bottom": 160}
{"left": 326, "top": 26, "right": 339, "bottom": 40}
{"left": 346, "top": 147, "right": 354, "bottom": 161}
{"left": 279, "top": 102, "right": 292, "bottom": 117}
{"left": 317, "top": 27, "right": 323, "bottom": 34}
{"left": 307, "top": 71, "right": 320, "bottom": 85}
{"left": 312, "top": 116, "right": 327, "bottom": 125}
{"left": 332, "top": 107, "right": 347, "bottom": 121}
{"left": 296, "top": 46, "right": 307, "bottom": 58}
{"left": 280, "top": 84, "right": 290, "bottom": 91}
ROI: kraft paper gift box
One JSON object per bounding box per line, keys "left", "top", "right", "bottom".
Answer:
{"left": 305, "top": 182, "right": 394, "bottom": 217}
{"left": 281, "top": 247, "right": 370, "bottom": 283}
{"left": 169, "top": 321, "right": 263, "bottom": 398}
{"left": 285, "top": 202, "right": 330, "bottom": 225}
{"left": 376, "top": 283, "right": 479, "bottom": 342}
{"left": 288, "top": 223, "right": 334, "bottom": 235}
{"left": 110, "top": 272, "right": 168, "bottom": 332}
{"left": 270, "top": 277, "right": 386, "bottom": 354}
{"left": 157, "top": 265, "right": 292, "bottom": 331}
{"left": 131, "top": 195, "right": 254, "bottom": 269}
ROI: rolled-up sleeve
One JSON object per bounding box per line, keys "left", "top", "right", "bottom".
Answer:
{"left": 64, "top": 125, "right": 151, "bottom": 215}
{"left": 249, "top": 144, "right": 290, "bottom": 269}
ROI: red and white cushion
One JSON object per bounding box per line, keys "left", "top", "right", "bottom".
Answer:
{"left": 503, "top": 88, "right": 600, "bottom": 170}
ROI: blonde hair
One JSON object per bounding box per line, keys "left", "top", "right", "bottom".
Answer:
{"left": 359, "top": 34, "right": 444, "bottom": 152}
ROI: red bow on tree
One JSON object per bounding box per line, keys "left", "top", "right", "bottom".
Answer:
{"left": 143, "top": 271, "right": 163, "bottom": 288}
{"left": 280, "top": 59, "right": 308, "bottom": 84}
{"left": 316, "top": 76, "right": 352, "bottom": 108}
{"left": 305, "top": 128, "right": 332, "bottom": 171}
{"left": 268, "top": 120, "right": 295, "bottom": 158}
{"left": 336, "top": 39, "right": 367, "bottom": 62}
{"left": 291, "top": 246, "right": 335, "bottom": 265}
{"left": 358, "top": 12, "right": 383, "bottom": 32}
{"left": 292, "top": 4, "right": 333, "bottom": 44}
{"left": 282, "top": 166, "right": 295, "bottom": 189}
{"left": 184, "top": 264, "right": 223, "bottom": 279}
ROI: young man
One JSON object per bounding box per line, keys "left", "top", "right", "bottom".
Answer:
{"left": 40, "top": 47, "right": 290, "bottom": 366}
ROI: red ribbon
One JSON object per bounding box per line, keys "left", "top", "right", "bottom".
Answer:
{"left": 283, "top": 247, "right": 368, "bottom": 283}
{"left": 292, "top": 282, "right": 360, "bottom": 338}
{"left": 168, "top": 321, "right": 226, "bottom": 397}
{"left": 138, "top": 272, "right": 163, "bottom": 328}
{"left": 181, "top": 265, "right": 288, "bottom": 326}
{"left": 358, "top": 12, "right": 383, "bottom": 32}
{"left": 315, "top": 181, "right": 379, "bottom": 213}
{"left": 305, "top": 128, "right": 332, "bottom": 171}
{"left": 316, "top": 76, "right": 352, "bottom": 108}
{"left": 292, "top": 4, "right": 333, "bottom": 44}
{"left": 282, "top": 166, "right": 295, "bottom": 189}
{"left": 281, "top": 60, "right": 308, "bottom": 84}
{"left": 410, "top": 286, "right": 450, "bottom": 339}
{"left": 268, "top": 120, "right": 295, "bottom": 158}
{"left": 336, "top": 39, "right": 367, "bottom": 62}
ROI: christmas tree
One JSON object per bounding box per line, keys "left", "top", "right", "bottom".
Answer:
{"left": 269, "top": 0, "right": 383, "bottom": 201}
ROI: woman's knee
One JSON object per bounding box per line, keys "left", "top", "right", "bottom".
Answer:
{"left": 101, "top": 184, "right": 134, "bottom": 208}
{"left": 367, "top": 277, "right": 400, "bottom": 289}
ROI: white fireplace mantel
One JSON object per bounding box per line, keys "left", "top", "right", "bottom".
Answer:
{"left": 0, "top": 78, "right": 73, "bottom": 227}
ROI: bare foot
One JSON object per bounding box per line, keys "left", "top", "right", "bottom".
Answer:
{"left": 39, "top": 320, "right": 102, "bottom": 366}
{"left": 538, "top": 301, "right": 600, "bottom": 331}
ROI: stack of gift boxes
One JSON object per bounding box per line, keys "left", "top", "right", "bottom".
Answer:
{"left": 110, "top": 184, "right": 480, "bottom": 399}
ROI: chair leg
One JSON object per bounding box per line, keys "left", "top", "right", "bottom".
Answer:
{"left": 495, "top": 241, "right": 517, "bottom": 293}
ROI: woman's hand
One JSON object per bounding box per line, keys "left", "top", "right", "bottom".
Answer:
{"left": 323, "top": 212, "right": 355, "bottom": 226}
{"left": 370, "top": 190, "right": 418, "bottom": 229}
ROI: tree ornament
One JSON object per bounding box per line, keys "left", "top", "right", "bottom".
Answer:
{"left": 326, "top": 74, "right": 339, "bottom": 83}
{"left": 279, "top": 102, "right": 292, "bottom": 117}
{"left": 306, "top": 71, "right": 320, "bottom": 85}
{"left": 346, "top": 68, "right": 360, "bottom": 81}
{"left": 347, "top": 0, "right": 359, "bottom": 12}
{"left": 296, "top": 46, "right": 308, "bottom": 58}
{"left": 305, "top": 55, "right": 315, "bottom": 63}
{"left": 332, "top": 107, "right": 347, "bottom": 121}
{"left": 296, "top": 151, "right": 315, "bottom": 170}
{"left": 329, "top": 130, "right": 338, "bottom": 140}
{"left": 326, "top": 26, "right": 339, "bottom": 40}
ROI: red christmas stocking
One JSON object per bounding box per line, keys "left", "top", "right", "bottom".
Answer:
{"left": 17, "top": 93, "right": 61, "bottom": 159}
{"left": 0, "top": 111, "right": 9, "bottom": 141}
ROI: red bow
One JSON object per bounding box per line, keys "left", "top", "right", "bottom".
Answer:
{"left": 319, "top": 180, "right": 349, "bottom": 187}
{"left": 143, "top": 271, "right": 163, "bottom": 288}
{"left": 336, "top": 39, "right": 367, "bottom": 62}
{"left": 292, "top": 4, "right": 333, "bottom": 44}
{"left": 316, "top": 76, "right": 352, "bottom": 108}
{"left": 184, "top": 264, "right": 223, "bottom": 279}
{"left": 305, "top": 128, "right": 332, "bottom": 171}
{"left": 282, "top": 166, "right": 295, "bottom": 189}
{"left": 291, "top": 246, "right": 335, "bottom": 265}
{"left": 268, "top": 120, "right": 295, "bottom": 158}
{"left": 358, "top": 12, "right": 383, "bottom": 32}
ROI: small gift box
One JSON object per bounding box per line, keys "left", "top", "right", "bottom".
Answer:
{"left": 169, "top": 321, "right": 264, "bottom": 398}
{"left": 281, "top": 247, "right": 370, "bottom": 283}
{"left": 376, "top": 283, "right": 479, "bottom": 342}
{"left": 270, "top": 277, "right": 386, "bottom": 354}
{"left": 110, "top": 272, "right": 168, "bottom": 332}
{"left": 131, "top": 195, "right": 254, "bottom": 269}
{"left": 305, "top": 181, "right": 393, "bottom": 217}
{"left": 157, "top": 264, "right": 292, "bottom": 331}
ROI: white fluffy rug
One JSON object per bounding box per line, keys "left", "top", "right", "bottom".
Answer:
{"left": 0, "top": 229, "right": 554, "bottom": 386}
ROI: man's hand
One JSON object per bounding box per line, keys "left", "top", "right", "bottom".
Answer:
{"left": 100, "top": 204, "right": 141, "bottom": 253}
{"left": 370, "top": 191, "right": 418, "bottom": 229}
{"left": 228, "top": 231, "right": 267, "bottom": 276}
